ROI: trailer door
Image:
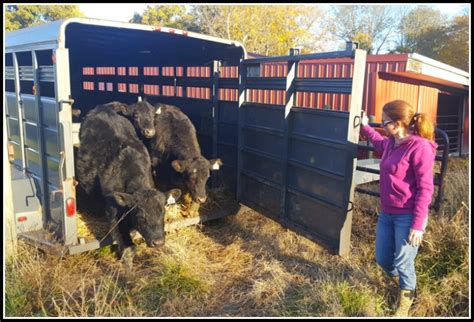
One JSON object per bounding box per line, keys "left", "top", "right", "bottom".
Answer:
{"left": 236, "top": 45, "right": 366, "bottom": 255}
{"left": 5, "top": 48, "right": 77, "bottom": 247}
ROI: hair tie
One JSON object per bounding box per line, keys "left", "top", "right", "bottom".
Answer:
{"left": 410, "top": 113, "right": 421, "bottom": 126}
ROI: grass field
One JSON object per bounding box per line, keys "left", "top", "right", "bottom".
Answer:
{"left": 5, "top": 157, "right": 469, "bottom": 317}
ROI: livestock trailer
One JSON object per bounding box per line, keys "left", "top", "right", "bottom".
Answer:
{"left": 5, "top": 18, "right": 366, "bottom": 256}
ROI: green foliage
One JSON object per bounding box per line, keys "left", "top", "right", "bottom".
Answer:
{"left": 417, "top": 230, "right": 467, "bottom": 292}
{"left": 129, "top": 5, "right": 199, "bottom": 31}
{"left": 280, "top": 286, "right": 327, "bottom": 316}
{"left": 395, "top": 6, "right": 447, "bottom": 53}
{"left": 393, "top": 7, "right": 468, "bottom": 71}
{"left": 5, "top": 5, "right": 84, "bottom": 31}
{"left": 5, "top": 269, "right": 32, "bottom": 316}
{"left": 135, "top": 257, "right": 208, "bottom": 312}
{"left": 337, "top": 282, "right": 383, "bottom": 316}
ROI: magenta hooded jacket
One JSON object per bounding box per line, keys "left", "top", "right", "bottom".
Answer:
{"left": 360, "top": 125, "right": 437, "bottom": 231}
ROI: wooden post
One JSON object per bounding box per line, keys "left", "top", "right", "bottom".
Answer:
{"left": 4, "top": 105, "right": 17, "bottom": 260}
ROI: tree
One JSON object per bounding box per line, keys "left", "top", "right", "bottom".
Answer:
{"left": 190, "top": 5, "right": 327, "bottom": 56}
{"left": 414, "top": 14, "right": 469, "bottom": 71}
{"left": 129, "top": 5, "right": 199, "bottom": 31}
{"left": 5, "top": 5, "right": 84, "bottom": 32}
{"left": 327, "top": 5, "right": 397, "bottom": 54}
{"left": 394, "top": 6, "right": 447, "bottom": 53}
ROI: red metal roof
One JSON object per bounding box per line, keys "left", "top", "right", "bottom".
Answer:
{"left": 378, "top": 71, "right": 469, "bottom": 92}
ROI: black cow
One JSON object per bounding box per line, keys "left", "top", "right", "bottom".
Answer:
{"left": 76, "top": 104, "right": 181, "bottom": 269}
{"left": 102, "top": 100, "right": 157, "bottom": 139}
{"left": 147, "top": 103, "right": 222, "bottom": 204}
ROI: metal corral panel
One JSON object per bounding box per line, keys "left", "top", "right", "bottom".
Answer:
{"left": 237, "top": 45, "right": 367, "bottom": 255}
{"left": 255, "top": 54, "right": 409, "bottom": 116}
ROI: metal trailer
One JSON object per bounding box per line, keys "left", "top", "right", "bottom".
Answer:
{"left": 5, "top": 18, "right": 366, "bottom": 257}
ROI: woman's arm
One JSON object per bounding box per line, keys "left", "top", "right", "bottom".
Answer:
{"left": 360, "top": 124, "right": 388, "bottom": 155}
{"left": 410, "top": 143, "right": 436, "bottom": 231}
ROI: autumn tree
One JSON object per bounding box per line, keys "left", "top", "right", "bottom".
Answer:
{"left": 190, "top": 5, "right": 328, "bottom": 56}
{"left": 5, "top": 4, "right": 84, "bottom": 32}
{"left": 394, "top": 6, "right": 447, "bottom": 53}
{"left": 129, "top": 5, "right": 199, "bottom": 31}
{"left": 414, "top": 14, "right": 469, "bottom": 71}
{"left": 327, "top": 5, "right": 397, "bottom": 54}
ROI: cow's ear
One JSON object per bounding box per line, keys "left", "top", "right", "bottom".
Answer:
{"left": 171, "top": 160, "right": 186, "bottom": 173}
{"left": 165, "top": 189, "right": 182, "bottom": 205}
{"left": 113, "top": 192, "right": 134, "bottom": 207}
{"left": 209, "top": 158, "right": 223, "bottom": 171}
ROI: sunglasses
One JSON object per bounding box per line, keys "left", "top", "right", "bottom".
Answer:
{"left": 382, "top": 119, "right": 394, "bottom": 127}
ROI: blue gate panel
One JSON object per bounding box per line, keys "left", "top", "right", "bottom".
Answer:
{"left": 6, "top": 94, "right": 19, "bottom": 119}
{"left": 218, "top": 123, "right": 238, "bottom": 145}
{"left": 8, "top": 118, "right": 21, "bottom": 142}
{"left": 242, "top": 150, "right": 283, "bottom": 185}
{"left": 218, "top": 143, "right": 237, "bottom": 168}
{"left": 218, "top": 102, "right": 238, "bottom": 123}
{"left": 197, "top": 135, "right": 213, "bottom": 159}
{"left": 292, "top": 109, "right": 348, "bottom": 144}
{"left": 25, "top": 148, "right": 42, "bottom": 178}
{"left": 242, "top": 127, "right": 285, "bottom": 158}
{"left": 41, "top": 99, "right": 59, "bottom": 128}
{"left": 287, "top": 190, "right": 345, "bottom": 245}
{"left": 44, "top": 128, "right": 59, "bottom": 157}
{"left": 24, "top": 122, "right": 41, "bottom": 151}
{"left": 287, "top": 163, "right": 345, "bottom": 207}
{"left": 289, "top": 137, "right": 347, "bottom": 177}
{"left": 23, "top": 95, "right": 38, "bottom": 122}
{"left": 46, "top": 157, "right": 60, "bottom": 187}
{"left": 243, "top": 104, "right": 285, "bottom": 130}
{"left": 240, "top": 174, "right": 282, "bottom": 216}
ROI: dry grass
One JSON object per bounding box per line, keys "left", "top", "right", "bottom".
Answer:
{"left": 5, "top": 157, "right": 469, "bottom": 317}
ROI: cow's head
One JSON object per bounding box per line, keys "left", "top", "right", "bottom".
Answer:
{"left": 113, "top": 188, "right": 181, "bottom": 247}
{"left": 171, "top": 157, "right": 222, "bottom": 203}
{"left": 125, "top": 101, "right": 157, "bottom": 139}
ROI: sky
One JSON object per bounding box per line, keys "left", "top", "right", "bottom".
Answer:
{"left": 78, "top": 3, "right": 470, "bottom": 23}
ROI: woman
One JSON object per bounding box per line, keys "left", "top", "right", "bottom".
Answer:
{"left": 361, "top": 100, "right": 437, "bottom": 317}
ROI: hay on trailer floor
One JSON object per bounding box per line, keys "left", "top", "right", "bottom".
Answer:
{"left": 76, "top": 187, "right": 238, "bottom": 243}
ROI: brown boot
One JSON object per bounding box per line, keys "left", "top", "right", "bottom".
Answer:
{"left": 394, "top": 289, "right": 415, "bottom": 317}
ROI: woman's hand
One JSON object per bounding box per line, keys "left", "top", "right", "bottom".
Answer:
{"left": 361, "top": 110, "right": 369, "bottom": 126}
{"left": 408, "top": 229, "right": 424, "bottom": 247}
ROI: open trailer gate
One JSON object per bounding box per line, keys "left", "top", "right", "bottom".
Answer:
{"left": 236, "top": 44, "right": 367, "bottom": 255}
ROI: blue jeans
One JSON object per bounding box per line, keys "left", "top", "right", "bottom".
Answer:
{"left": 375, "top": 212, "right": 428, "bottom": 291}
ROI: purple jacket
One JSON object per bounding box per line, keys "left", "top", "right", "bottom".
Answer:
{"left": 361, "top": 125, "right": 437, "bottom": 231}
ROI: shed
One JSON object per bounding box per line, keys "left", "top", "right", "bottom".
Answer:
{"left": 253, "top": 53, "right": 469, "bottom": 155}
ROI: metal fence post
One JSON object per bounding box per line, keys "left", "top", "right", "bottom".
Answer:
{"left": 211, "top": 60, "right": 221, "bottom": 188}
{"left": 236, "top": 60, "right": 247, "bottom": 201}
{"left": 280, "top": 55, "right": 297, "bottom": 219}
{"left": 339, "top": 45, "right": 367, "bottom": 256}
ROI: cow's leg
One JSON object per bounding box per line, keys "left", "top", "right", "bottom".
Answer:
{"left": 118, "top": 225, "right": 136, "bottom": 273}
{"left": 104, "top": 201, "right": 127, "bottom": 255}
